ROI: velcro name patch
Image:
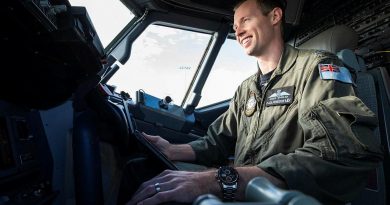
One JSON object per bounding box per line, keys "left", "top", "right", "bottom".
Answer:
{"left": 265, "top": 86, "right": 294, "bottom": 106}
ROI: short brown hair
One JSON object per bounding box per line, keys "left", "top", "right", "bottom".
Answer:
{"left": 234, "top": 0, "right": 286, "bottom": 15}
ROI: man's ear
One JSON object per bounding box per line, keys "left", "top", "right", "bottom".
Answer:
{"left": 271, "top": 7, "right": 283, "bottom": 25}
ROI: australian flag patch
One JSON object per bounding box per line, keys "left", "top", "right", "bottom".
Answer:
{"left": 318, "top": 64, "right": 353, "bottom": 84}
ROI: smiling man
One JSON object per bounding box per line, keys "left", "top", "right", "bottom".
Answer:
{"left": 127, "top": 0, "right": 383, "bottom": 204}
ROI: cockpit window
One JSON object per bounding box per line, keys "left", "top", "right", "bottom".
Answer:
{"left": 198, "top": 38, "right": 257, "bottom": 107}
{"left": 107, "top": 25, "right": 212, "bottom": 104}
{"left": 68, "top": 0, "right": 134, "bottom": 48}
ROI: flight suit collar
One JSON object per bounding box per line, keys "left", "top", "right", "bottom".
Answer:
{"left": 273, "top": 44, "right": 299, "bottom": 76}
{"left": 247, "top": 44, "right": 298, "bottom": 101}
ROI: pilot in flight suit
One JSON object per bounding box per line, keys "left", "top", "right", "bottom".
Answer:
{"left": 189, "top": 44, "right": 383, "bottom": 204}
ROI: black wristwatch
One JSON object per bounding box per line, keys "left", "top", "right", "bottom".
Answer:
{"left": 216, "top": 166, "right": 239, "bottom": 201}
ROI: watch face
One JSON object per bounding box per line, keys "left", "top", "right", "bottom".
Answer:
{"left": 218, "top": 166, "right": 239, "bottom": 185}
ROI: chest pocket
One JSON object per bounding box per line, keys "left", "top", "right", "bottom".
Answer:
{"left": 258, "top": 99, "right": 299, "bottom": 137}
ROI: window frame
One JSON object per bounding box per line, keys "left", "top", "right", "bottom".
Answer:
{"left": 102, "top": 9, "right": 232, "bottom": 113}
{"left": 106, "top": 24, "right": 215, "bottom": 104}
{"left": 196, "top": 36, "right": 258, "bottom": 108}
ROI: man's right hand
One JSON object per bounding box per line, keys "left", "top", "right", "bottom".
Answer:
{"left": 142, "top": 132, "right": 196, "bottom": 162}
{"left": 142, "top": 132, "right": 173, "bottom": 160}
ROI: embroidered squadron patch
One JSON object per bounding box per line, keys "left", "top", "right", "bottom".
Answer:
{"left": 265, "top": 86, "right": 294, "bottom": 106}
{"left": 245, "top": 92, "right": 257, "bottom": 117}
{"left": 318, "top": 64, "right": 353, "bottom": 84}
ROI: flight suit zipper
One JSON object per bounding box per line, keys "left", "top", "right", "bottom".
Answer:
{"left": 257, "top": 74, "right": 280, "bottom": 126}
{"left": 309, "top": 109, "right": 330, "bottom": 136}
{"left": 309, "top": 106, "right": 337, "bottom": 160}
{"left": 247, "top": 75, "right": 278, "bottom": 164}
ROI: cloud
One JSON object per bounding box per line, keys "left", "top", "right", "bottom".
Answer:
{"left": 189, "top": 33, "right": 210, "bottom": 44}
{"left": 131, "top": 36, "right": 164, "bottom": 62}
{"left": 168, "top": 39, "right": 177, "bottom": 45}
{"left": 148, "top": 25, "right": 179, "bottom": 37}
{"left": 148, "top": 25, "right": 210, "bottom": 45}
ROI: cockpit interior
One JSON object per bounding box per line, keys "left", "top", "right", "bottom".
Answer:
{"left": 1, "top": 0, "right": 389, "bottom": 204}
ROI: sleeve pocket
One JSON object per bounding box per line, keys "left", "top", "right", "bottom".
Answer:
{"left": 313, "top": 96, "right": 383, "bottom": 161}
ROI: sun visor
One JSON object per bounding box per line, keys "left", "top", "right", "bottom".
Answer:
{"left": 1, "top": 0, "right": 106, "bottom": 110}
{"left": 285, "top": 0, "right": 305, "bottom": 26}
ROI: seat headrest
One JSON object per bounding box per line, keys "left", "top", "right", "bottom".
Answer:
{"left": 337, "top": 49, "right": 366, "bottom": 72}
{"left": 298, "top": 25, "right": 358, "bottom": 53}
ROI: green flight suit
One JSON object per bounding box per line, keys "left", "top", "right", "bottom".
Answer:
{"left": 189, "top": 44, "right": 383, "bottom": 204}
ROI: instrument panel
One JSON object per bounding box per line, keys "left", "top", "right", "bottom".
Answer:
{"left": 0, "top": 103, "right": 56, "bottom": 204}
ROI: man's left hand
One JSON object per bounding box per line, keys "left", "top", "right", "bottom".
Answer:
{"left": 126, "top": 169, "right": 218, "bottom": 205}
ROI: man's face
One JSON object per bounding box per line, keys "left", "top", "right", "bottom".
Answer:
{"left": 233, "top": 0, "right": 275, "bottom": 57}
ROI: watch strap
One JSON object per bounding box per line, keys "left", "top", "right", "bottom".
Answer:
{"left": 217, "top": 166, "right": 238, "bottom": 201}
{"left": 222, "top": 186, "right": 236, "bottom": 201}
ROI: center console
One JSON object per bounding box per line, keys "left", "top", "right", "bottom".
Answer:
{"left": 0, "top": 102, "right": 56, "bottom": 205}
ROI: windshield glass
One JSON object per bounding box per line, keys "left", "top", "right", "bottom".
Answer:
{"left": 198, "top": 39, "right": 257, "bottom": 107}
{"left": 107, "top": 25, "right": 212, "bottom": 105}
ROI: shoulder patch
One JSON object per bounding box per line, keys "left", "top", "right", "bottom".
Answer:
{"left": 318, "top": 64, "right": 353, "bottom": 84}
{"left": 245, "top": 91, "right": 257, "bottom": 116}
